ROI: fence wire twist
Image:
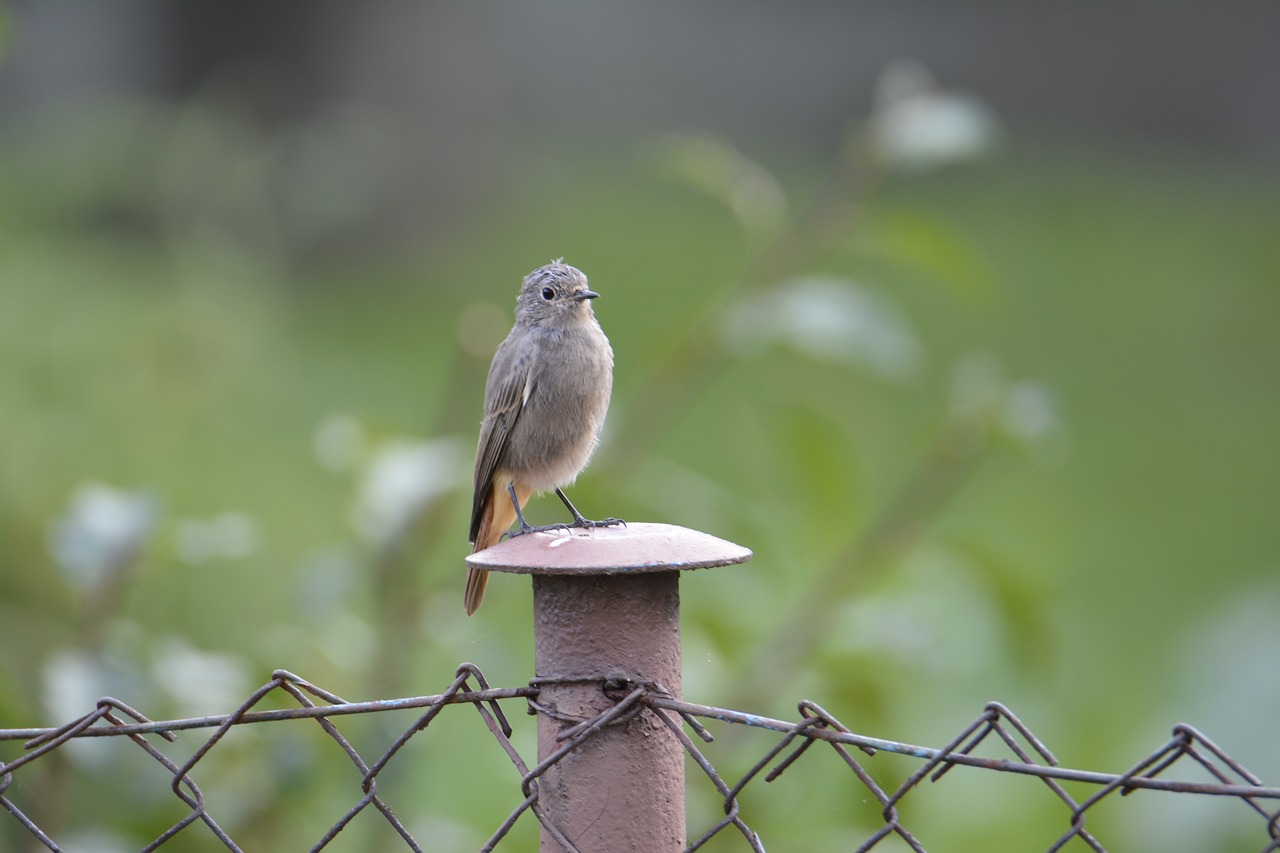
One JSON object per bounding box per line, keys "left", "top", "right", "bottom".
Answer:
{"left": 2, "top": 663, "right": 1277, "bottom": 852}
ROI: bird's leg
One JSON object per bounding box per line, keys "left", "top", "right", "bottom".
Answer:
{"left": 504, "top": 483, "right": 572, "bottom": 539}
{"left": 555, "top": 488, "right": 625, "bottom": 530}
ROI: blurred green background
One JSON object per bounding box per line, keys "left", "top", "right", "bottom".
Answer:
{"left": 1, "top": 2, "right": 1278, "bottom": 851}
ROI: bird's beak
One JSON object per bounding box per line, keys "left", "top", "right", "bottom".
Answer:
{"left": 572, "top": 290, "right": 600, "bottom": 301}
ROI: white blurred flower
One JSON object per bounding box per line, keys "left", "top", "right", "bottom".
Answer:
{"left": 654, "top": 133, "right": 787, "bottom": 233}
{"left": 1002, "top": 381, "right": 1069, "bottom": 463}
{"left": 1126, "top": 580, "right": 1280, "bottom": 850}
{"left": 950, "top": 354, "right": 1069, "bottom": 463}
{"left": 313, "top": 413, "right": 366, "bottom": 472}
{"left": 43, "top": 649, "right": 107, "bottom": 727}
{"left": 174, "top": 512, "right": 259, "bottom": 565}
{"left": 870, "top": 58, "right": 1001, "bottom": 173}
{"left": 47, "top": 483, "right": 157, "bottom": 588}
{"left": 151, "top": 639, "right": 251, "bottom": 717}
{"left": 724, "top": 276, "right": 924, "bottom": 381}
{"left": 41, "top": 649, "right": 118, "bottom": 769}
{"left": 351, "top": 437, "right": 465, "bottom": 546}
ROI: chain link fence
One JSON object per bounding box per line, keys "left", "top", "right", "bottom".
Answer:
{"left": 3, "top": 662, "right": 1277, "bottom": 852}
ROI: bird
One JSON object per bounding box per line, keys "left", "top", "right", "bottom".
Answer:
{"left": 465, "top": 261, "right": 619, "bottom": 615}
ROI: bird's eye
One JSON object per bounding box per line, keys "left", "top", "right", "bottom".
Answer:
{"left": 541, "top": 287, "right": 555, "bottom": 301}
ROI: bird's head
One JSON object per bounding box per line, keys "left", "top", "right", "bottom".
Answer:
{"left": 516, "top": 261, "right": 599, "bottom": 327}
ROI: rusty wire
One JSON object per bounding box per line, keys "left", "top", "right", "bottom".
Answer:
{"left": 3, "top": 665, "right": 1277, "bottom": 852}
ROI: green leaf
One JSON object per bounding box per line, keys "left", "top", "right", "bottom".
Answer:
{"left": 860, "top": 207, "right": 996, "bottom": 303}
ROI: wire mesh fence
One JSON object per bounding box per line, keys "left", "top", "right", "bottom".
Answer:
{"left": 2, "top": 662, "right": 1277, "bottom": 852}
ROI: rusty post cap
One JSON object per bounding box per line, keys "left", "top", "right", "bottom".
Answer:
{"left": 465, "top": 522, "right": 751, "bottom": 575}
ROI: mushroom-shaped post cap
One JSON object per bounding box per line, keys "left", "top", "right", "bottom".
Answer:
{"left": 465, "top": 522, "right": 751, "bottom": 576}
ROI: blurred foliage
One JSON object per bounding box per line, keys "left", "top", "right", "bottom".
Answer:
{"left": 1, "top": 71, "right": 1278, "bottom": 851}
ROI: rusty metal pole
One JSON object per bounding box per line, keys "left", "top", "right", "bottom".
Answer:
{"left": 466, "top": 522, "right": 751, "bottom": 852}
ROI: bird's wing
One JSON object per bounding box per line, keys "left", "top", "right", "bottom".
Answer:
{"left": 469, "top": 342, "right": 534, "bottom": 543}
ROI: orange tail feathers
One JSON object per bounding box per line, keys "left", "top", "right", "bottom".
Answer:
{"left": 463, "top": 566, "right": 489, "bottom": 617}
{"left": 465, "top": 481, "right": 529, "bottom": 616}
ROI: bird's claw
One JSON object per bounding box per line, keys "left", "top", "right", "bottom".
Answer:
{"left": 506, "top": 521, "right": 572, "bottom": 540}
{"left": 576, "top": 517, "right": 625, "bottom": 530}
{"left": 504, "top": 516, "right": 625, "bottom": 540}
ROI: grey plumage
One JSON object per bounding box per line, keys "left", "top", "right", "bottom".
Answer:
{"left": 466, "top": 261, "right": 614, "bottom": 614}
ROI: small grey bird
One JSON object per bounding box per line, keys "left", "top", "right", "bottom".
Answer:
{"left": 466, "top": 261, "right": 619, "bottom": 615}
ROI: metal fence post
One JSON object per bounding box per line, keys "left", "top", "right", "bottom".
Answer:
{"left": 466, "top": 522, "right": 751, "bottom": 852}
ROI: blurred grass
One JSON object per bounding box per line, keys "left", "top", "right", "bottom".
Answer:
{"left": 1, "top": 97, "right": 1277, "bottom": 850}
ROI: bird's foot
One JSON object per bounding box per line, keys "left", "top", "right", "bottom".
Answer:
{"left": 504, "top": 520, "right": 573, "bottom": 540}
{"left": 502, "top": 517, "right": 625, "bottom": 540}
{"left": 568, "top": 516, "right": 626, "bottom": 530}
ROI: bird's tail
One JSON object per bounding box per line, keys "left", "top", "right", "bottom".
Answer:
{"left": 465, "top": 481, "right": 528, "bottom": 615}
{"left": 463, "top": 565, "right": 489, "bottom": 617}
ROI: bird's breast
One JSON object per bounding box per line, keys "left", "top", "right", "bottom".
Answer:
{"left": 504, "top": 322, "right": 613, "bottom": 491}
